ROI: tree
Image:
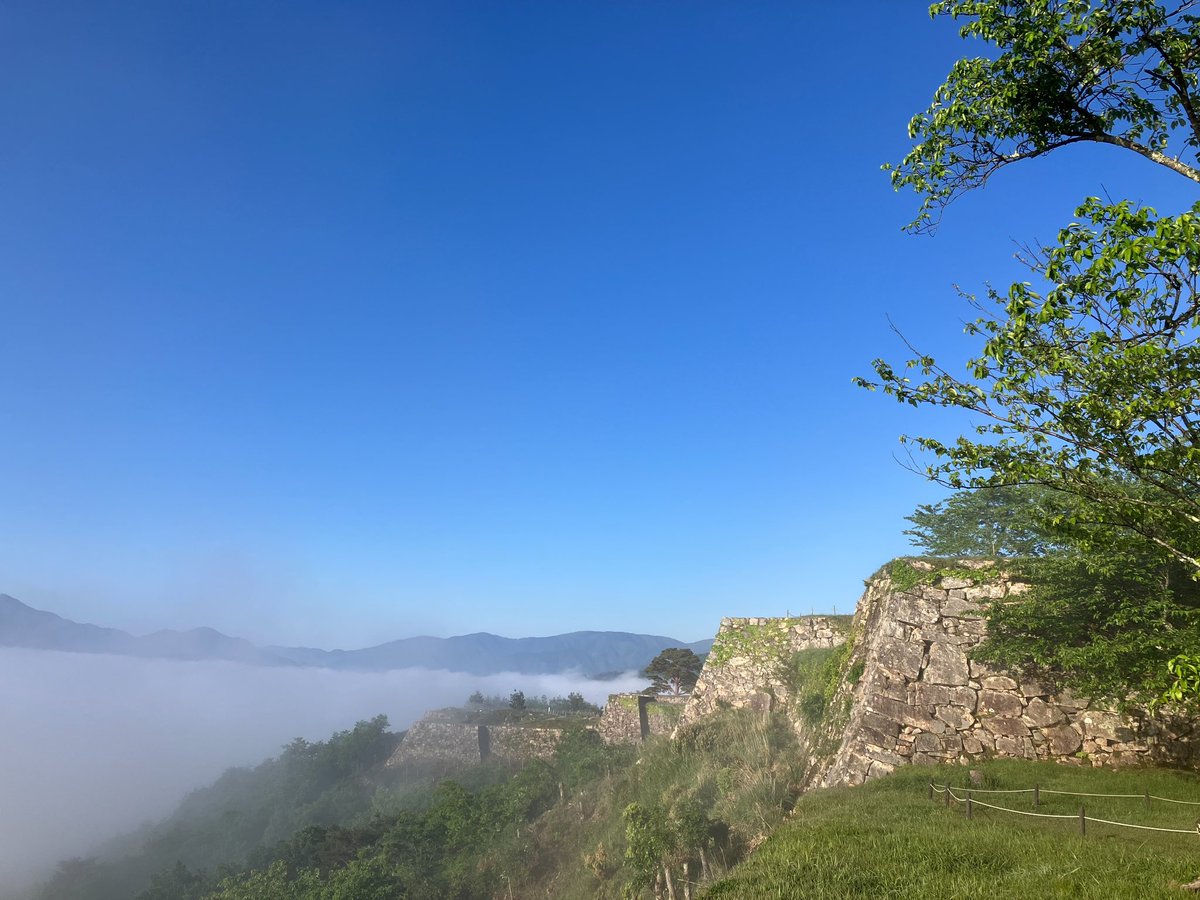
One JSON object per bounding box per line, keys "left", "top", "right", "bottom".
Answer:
{"left": 136, "top": 862, "right": 210, "bottom": 900}
{"left": 205, "top": 861, "right": 322, "bottom": 900}
{"left": 859, "top": 0, "right": 1200, "bottom": 700}
{"left": 977, "top": 532, "right": 1200, "bottom": 700}
{"left": 622, "top": 802, "right": 675, "bottom": 900}
{"left": 1163, "top": 653, "right": 1200, "bottom": 706}
{"left": 861, "top": 199, "right": 1200, "bottom": 573}
{"left": 903, "top": 484, "right": 1071, "bottom": 557}
{"left": 888, "top": 0, "right": 1200, "bottom": 234}
{"left": 508, "top": 690, "right": 526, "bottom": 710}
{"left": 644, "top": 649, "right": 703, "bottom": 696}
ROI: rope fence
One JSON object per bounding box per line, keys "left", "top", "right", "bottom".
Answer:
{"left": 929, "top": 783, "right": 1200, "bottom": 804}
{"left": 928, "top": 782, "right": 1200, "bottom": 837}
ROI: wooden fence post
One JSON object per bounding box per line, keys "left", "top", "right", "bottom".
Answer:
{"left": 1033, "top": 783, "right": 1039, "bottom": 808}
{"left": 967, "top": 791, "right": 973, "bottom": 820}
{"left": 928, "top": 782, "right": 933, "bottom": 801}
{"left": 1079, "top": 806, "right": 1086, "bottom": 837}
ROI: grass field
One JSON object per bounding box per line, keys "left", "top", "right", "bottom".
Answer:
{"left": 703, "top": 759, "right": 1200, "bottom": 899}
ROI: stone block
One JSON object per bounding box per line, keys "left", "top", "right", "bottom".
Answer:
{"left": 912, "top": 682, "right": 975, "bottom": 710}
{"left": 981, "top": 676, "right": 1018, "bottom": 691}
{"left": 910, "top": 682, "right": 944, "bottom": 707}
{"left": 911, "top": 732, "right": 943, "bottom": 754}
{"left": 968, "top": 659, "right": 995, "bottom": 678}
{"left": 860, "top": 712, "right": 900, "bottom": 747}
{"left": 935, "top": 705, "right": 975, "bottom": 731}
{"left": 873, "top": 695, "right": 947, "bottom": 734}
{"left": 924, "top": 642, "right": 969, "bottom": 685}
{"left": 864, "top": 746, "right": 906, "bottom": 767}
{"left": 1043, "top": 724, "right": 1082, "bottom": 756}
{"left": 964, "top": 583, "right": 1005, "bottom": 601}
{"left": 1022, "top": 698, "right": 1067, "bottom": 728}
{"left": 978, "top": 690, "right": 1024, "bottom": 718}
{"left": 875, "top": 674, "right": 910, "bottom": 703}
{"left": 940, "top": 733, "right": 964, "bottom": 755}
{"left": 876, "top": 639, "right": 925, "bottom": 677}
{"left": 940, "top": 576, "right": 975, "bottom": 590}
{"left": 994, "top": 734, "right": 1034, "bottom": 758}
{"left": 942, "top": 597, "right": 986, "bottom": 618}
{"left": 867, "top": 695, "right": 911, "bottom": 723}
{"left": 1080, "top": 711, "right": 1130, "bottom": 742}
{"left": 954, "top": 618, "right": 989, "bottom": 637}
{"left": 1019, "top": 679, "right": 1053, "bottom": 698}
{"left": 981, "top": 716, "right": 1030, "bottom": 738}
{"left": 922, "top": 629, "right": 977, "bottom": 647}
{"left": 893, "top": 593, "right": 941, "bottom": 625}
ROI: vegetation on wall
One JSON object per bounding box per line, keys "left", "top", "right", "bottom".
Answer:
{"left": 886, "top": 558, "right": 999, "bottom": 593}
{"left": 708, "top": 618, "right": 851, "bottom": 675}
{"left": 977, "top": 546, "right": 1200, "bottom": 704}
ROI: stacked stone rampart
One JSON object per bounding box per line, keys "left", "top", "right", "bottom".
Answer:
{"left": 599, "top": 693, "right": 687, "bottom": 745}
{"left": 487, "top": 725, "right": 564, "bottom": 760}
{"left": 678, "top": 616, "right": 846, "bottom": 728}
{"left": 388, "top": 721, "right": 485, "bottom": 767}
{"left": 673, "top": 567, "right": 1198, "bottom": 786}
{"left": 820, "top": 564, "right": 1199, "bottom": 786}
{"left": 386, "top": 717, "right": 566, "bottom": 770}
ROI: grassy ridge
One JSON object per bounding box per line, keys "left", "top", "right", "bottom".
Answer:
{"left": 703, "top": 760, "right": 1200, "bottom": 899}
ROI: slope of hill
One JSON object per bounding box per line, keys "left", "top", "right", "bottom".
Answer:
{"left": 296, "top": 630, "right": 712, "bottom": 675}
{"left": 0, "top": 594, "right": 710, "bottom": 675}
{"left": 0, "top": 594, "right": 296, "bottom": 667}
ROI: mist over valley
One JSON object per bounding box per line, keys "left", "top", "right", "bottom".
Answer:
{"left": 0, "top": 644, "right": 648, "bottom": 896}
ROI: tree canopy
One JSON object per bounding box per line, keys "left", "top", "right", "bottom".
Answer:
{"left": 862, "top": 198, "right": 1200, "bottom": 573}
{"left": 644, "top": 648, "right": 703, "bottom": 696}
{"left": 903, "top": 485, "right": 1071, "bottom": 557}
{"left": 862, "top": 0, "right": 1200, "bottom": 702}
{"left": 889, "top": 0, "right": 1200, "bottom": 234}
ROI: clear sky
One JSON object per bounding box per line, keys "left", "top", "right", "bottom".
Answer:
{"left": 0, "top": 1, "right": 1193, "bottom": 648}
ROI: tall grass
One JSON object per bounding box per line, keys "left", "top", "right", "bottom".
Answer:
{"left": 516, "top": 708, "right": 810, "bottom": 898}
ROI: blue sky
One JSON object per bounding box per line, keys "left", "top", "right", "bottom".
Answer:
{"left": 0, "top": 2, "right": 1193, "bottom": 648}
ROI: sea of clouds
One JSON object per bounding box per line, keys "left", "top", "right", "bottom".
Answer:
{"left": 0, "top": 647, "right": 645, "bottom": 895}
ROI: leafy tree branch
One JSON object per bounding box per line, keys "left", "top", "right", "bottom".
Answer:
{"left": 889, "top": 0, "right": 1200, "bottom": 233}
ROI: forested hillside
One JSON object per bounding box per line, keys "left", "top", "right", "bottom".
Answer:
{"left": 31, "top": 704, "right": 810, "bottom": 900}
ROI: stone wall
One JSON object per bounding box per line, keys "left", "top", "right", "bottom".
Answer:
{"left": 387, "top": 721, "right": 485, "bottom": 769}
{"left": 387, "top": 717, "right": 567, "bottom": 770}
{"left": 678, "top": 616, "right": 847, "bottom": 728}
{"left": 599, "top": 693, "right": 687, "bottom": 745}
{"left": 820, "top": 564, "right": 1199, "bottom": 786}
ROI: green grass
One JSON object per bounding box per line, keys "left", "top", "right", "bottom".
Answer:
{"left": 703, "top": 760, "right": 1200, "bottom": 899}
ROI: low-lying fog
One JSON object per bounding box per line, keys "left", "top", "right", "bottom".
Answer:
{"left": 0, "top": 647, "right": 645, "bottom": 895}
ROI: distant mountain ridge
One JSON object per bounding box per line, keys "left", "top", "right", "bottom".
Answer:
{"left": 0, "top": 594, "right": 711, "bottom": 676}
